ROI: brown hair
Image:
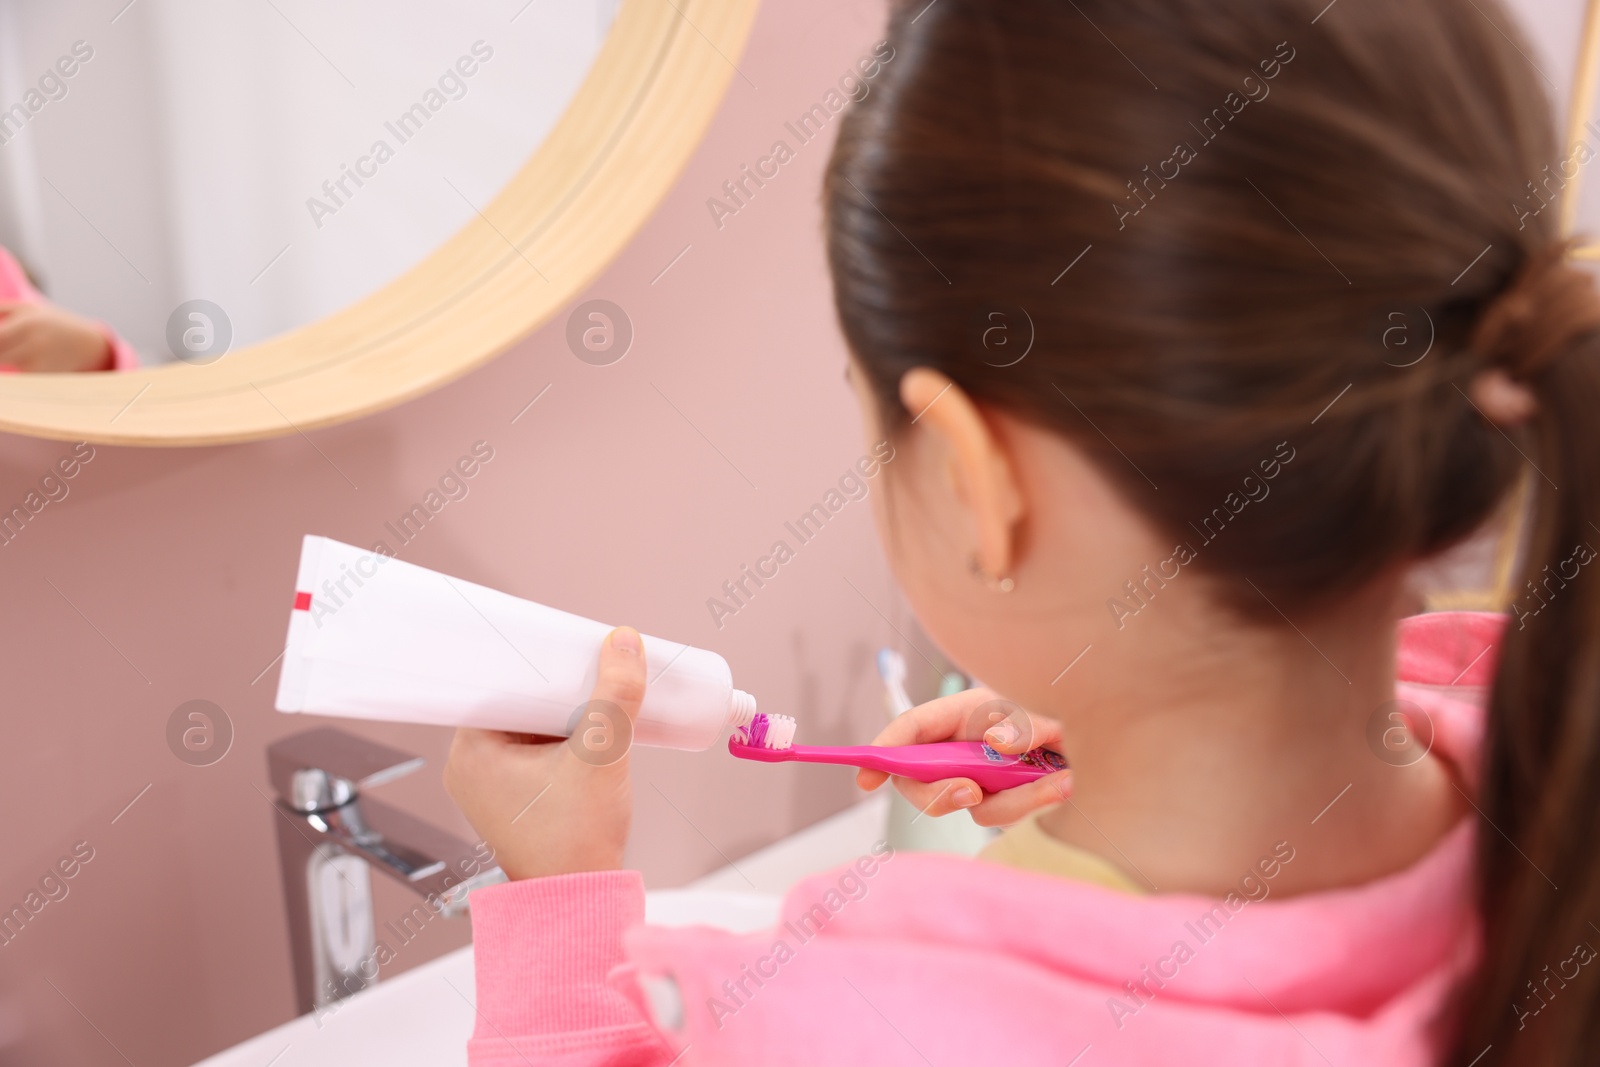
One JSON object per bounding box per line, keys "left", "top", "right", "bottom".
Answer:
{"left": 824, "top": 0, "right": 1600, "bottom": 1061}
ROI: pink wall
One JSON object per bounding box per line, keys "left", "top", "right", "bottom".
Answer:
{"left": 0, "top": 0, "right": 917, "bottom": 1062}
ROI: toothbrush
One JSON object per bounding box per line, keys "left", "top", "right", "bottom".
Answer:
{"left": 728, "top": 713, "right": 1067, "bottom": 794}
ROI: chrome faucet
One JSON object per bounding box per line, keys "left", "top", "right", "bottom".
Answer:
{"left": 267, "top": 726, "right": 503, "bottom": 1014}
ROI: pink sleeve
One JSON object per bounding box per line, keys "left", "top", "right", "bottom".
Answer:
{"left": 467, "top": 871, "right": 672, "bottom": 1067}
{"left": 103, "top": 328, "right": 140, "bottom": 370}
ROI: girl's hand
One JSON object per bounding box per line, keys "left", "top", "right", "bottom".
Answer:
{"left": 0, "top": 302, "right": 113, "bottom": 372}
{"left": 856, "top": 686, "right": 1072, "bottom": 827}
{"left": 444, "top": 626, "right": 646, "bottom": 880}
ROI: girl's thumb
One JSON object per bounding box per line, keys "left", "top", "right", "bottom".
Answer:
{"left": 569, "top": 627, "right": 646, "bottom": 768}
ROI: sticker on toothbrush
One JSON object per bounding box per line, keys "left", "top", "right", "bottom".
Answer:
{"left": 1018, "top": 747, "right": 1068, "bottom": 773}
{"left": 565, "top": 699, "right": 633, "bottom": 766}
{"left": 964, "top": 697, "right": 1035, "bottom": 751}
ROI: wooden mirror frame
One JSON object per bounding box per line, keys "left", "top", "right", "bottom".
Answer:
{"left": 0, "top": 0, "right": 758, "bottom": 446}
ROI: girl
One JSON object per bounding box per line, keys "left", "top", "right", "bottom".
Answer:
{"left": 444, "top": 0, "right": 1600, "bottom": 1062}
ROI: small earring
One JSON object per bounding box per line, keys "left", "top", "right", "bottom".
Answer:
{"left": 969, "top": 555, "right": 1016, "bottom": 593}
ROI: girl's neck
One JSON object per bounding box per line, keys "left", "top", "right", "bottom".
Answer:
{"left": 1033, "top": 585, "right": 1468, "bottom": 898}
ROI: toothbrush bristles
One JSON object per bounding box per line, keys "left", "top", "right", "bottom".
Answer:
{"left": 736, "top": 712, "right": 797, "bottom": 750}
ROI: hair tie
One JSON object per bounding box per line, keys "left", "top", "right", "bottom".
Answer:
{"left": 1466, "top": 241, "right": 1600, "bottom": 427}
{"left": 1471, "top": 239, "right": 1600, "bottom": 379}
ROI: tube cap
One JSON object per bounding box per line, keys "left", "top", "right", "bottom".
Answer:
{"left": 727, "top": 689, "right": 758, "bottom": 728}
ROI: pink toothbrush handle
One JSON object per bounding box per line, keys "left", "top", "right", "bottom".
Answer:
{"left": 728, "top": 738, "right": 1067, "bottom": 794}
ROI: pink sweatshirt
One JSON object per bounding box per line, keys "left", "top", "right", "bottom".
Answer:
{"left": 0, "top": 245, "right": 139, "bottom": 370}
{"left": 467, "top": 611, "right": 1499, "bottom": 1066}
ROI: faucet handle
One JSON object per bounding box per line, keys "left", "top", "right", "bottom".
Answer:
{"left": 268, "top": 726, "right": 425, "bottom": 812}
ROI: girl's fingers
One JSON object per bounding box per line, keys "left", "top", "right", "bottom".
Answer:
{"left": 870, "top": 687, "right": 1061, "bottom": 750}
{"left": 570, "top": 627, "right": 646, "bottom": 769}
{"left": 980, "top": 711, "right": 1063, "bottom": 755}
{"left": 859, "top": 689, "right": 1066, "bottom": 812}
{"left": 879, "top": 767, "right": 1072, "bottom": 826}
{"left": 887, "top": 774, "right": 984, "bottom": 818}
{"left": 856, "top": 767, "right": 889, "bottom": 792}
{"left": 860, "top": 690, "right": 994, "bottom": 799}
{"left": 966, "top": 769, "right": 1073, "bottom": 827}
{"left": 868, "top": 687, "right": 1001, "bottom": 747}
{"left": 591, "top": 627, "right": 647, "bottom": 719}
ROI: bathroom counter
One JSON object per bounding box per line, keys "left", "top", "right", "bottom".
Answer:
{"left": 191, "top": 794, "right": 889, "bottom": 1067}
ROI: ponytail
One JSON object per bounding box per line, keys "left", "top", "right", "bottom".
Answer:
{"left": 1449, "top": 251, "right": 1600, "bottom": 1064}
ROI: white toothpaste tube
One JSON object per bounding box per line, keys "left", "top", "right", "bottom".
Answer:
{"left": 274, "top": 535, "right": 758, "bottom": 751}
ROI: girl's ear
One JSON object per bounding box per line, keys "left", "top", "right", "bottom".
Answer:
{"left": 899, "top": 368, "right": 1026, "bottom": 582}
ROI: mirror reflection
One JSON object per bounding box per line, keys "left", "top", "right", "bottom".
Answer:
{"left": 0, "top": 0, "right": 617, "bottom": 368}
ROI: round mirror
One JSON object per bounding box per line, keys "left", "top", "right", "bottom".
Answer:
{"left": 0, "top": 0, "right": 757, "bottom": 444}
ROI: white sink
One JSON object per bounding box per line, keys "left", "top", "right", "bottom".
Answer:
{"left": 194, "top": 796, "right": 888, "bottom": 1067}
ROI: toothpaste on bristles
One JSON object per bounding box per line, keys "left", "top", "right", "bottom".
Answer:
{"left": 734, "top": 712, "right": 797, "bottom": 750}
